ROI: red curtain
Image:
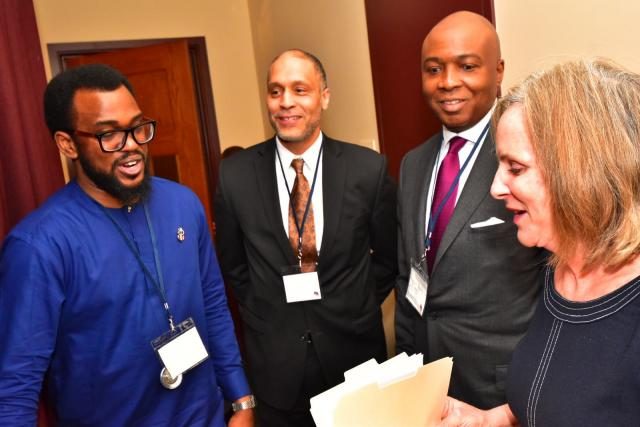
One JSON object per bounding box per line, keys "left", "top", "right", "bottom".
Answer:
{"left": 0, "top": 1, "right": 64, "bottom": 425}
{"left": 0, "top": 0, "right": 64, "bottom": 239}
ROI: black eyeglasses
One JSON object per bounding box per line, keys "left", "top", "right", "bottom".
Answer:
{"left": 69, "top": 120, "right": 157, "bottom": 152}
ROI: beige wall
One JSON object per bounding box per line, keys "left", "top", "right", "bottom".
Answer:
{"left": 32, "top": 1, "right": 640, "bottom": 156}
{"left": 495, "top": 0, "right": 640, "bottom": 91}
{"left": 32, "top": 0, "right": 265, "bottom": 151}
{"left": 37, "top": 0, "right": 640, "bottom": 358}
{"left": 248, "top": 0, "right": 380, "bottom": 151}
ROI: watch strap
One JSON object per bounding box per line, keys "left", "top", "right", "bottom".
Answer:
{"left": 232, "top": 395, "right": 256, "bottom": 412}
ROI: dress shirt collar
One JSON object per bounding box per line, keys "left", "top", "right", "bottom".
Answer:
{"left": 442, "top": 102, "right": 496, "bottom": 145}
{"left": 275, "top": 132, "right": 324, "bottom": 174}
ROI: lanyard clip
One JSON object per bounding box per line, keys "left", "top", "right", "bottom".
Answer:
{"left": 164, "top": 302, "right": 175, "bottom": 331}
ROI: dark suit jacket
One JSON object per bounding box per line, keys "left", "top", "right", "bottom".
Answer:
{"left": 215, "top": 136, "right": 397, "bottom": 409}
{"left": 395, "top": 131, "right": 546, "bottom": 409}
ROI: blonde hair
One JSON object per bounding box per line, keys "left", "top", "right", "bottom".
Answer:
{"left": 495, "top": 58, "right": 640, "bottom": 272}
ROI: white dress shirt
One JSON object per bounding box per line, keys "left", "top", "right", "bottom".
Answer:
{"left": 424, "top": 105, "right": 495, "bottom": 236}
{"left": 275, "top": 132, "right": 324, "bottom": 253}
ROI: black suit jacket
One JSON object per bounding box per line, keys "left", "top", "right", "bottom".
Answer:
{"left": 395, "top": 132, "right": 546, "bottom": 409}
{"left": 215, "top": 136, "right": 397, "bottom": 409}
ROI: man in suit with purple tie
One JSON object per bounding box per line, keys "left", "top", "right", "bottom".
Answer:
{"left": 395, "top": 11, "right": 546, "bottom": 409}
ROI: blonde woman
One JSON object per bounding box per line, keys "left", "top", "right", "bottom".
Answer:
{"left": 440, "top": 58, "right": 640, "bottom": 426}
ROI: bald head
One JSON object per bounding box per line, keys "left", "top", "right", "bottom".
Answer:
{"left": 425, "top": 11, "right": 501, "bottom": 59}
{"left": 421, "top": 11, "right": 504, "bottom": 131}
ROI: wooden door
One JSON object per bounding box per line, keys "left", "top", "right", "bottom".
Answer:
{"left": 64, "top": 40, "right": 214, "bottom": 226}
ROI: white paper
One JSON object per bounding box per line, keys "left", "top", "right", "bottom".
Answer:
{"left": 283, "top": 271, "right": 322, "bottom": 303}
{"left": 157, "top": 327, "right": 208, "bottom": 378}
{"left": 376, "top": 353, "right": 423, "bottom": 388}
{"left": 311, "top": 353, "right": 453, "bottom": 427}
{"left": 343, "top": 358, "right": 380, "bottom": 383}
{"left": 406, "top": 266, "right": 428, "bottom": 315}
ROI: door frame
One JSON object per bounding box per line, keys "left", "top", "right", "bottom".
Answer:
{"left": 48, "top": 37, "right": 221, "bottom": 218}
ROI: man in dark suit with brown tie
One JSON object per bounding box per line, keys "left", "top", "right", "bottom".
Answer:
{"left": 215, "top": 49, "right": 397, "bottom": 426}
{"left": 395, "top": 11, "right": 546, "bottom": 409}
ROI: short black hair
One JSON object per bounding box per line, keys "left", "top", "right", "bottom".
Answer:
{"left": 43, "top": 63, "right": 134, "bottom": 136}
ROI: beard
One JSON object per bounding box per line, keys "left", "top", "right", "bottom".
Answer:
{"left": 76, "top": 148, "right": 151, "bottom": 206}
{"left": 269, "top": 116, "right": 321, "bottom": 145}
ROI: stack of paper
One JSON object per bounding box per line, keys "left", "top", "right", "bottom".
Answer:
{"left": 310, "top": 354, "right": 452, "bottom": 427}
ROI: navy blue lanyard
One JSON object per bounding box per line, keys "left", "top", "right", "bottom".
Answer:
{"left": 276, "top": 142, "right": 323, "bottom": 264}
{"left": 102, "top": 203, "right": 176, "bottom": 331}
{"left": 424, "top": 123, "right": 491, "bottom": 254}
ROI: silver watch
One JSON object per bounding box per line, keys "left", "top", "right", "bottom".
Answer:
{"left": 231, "top": 395, "right": 256, "bottom": 412}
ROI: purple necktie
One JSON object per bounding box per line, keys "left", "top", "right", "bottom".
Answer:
{"left": 427, "top": 136, "right": 467, "bottom": 273}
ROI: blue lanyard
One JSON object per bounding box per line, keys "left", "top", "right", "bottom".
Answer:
{"left": 276, "top": 141, "right": 323, "bottom": 264}
{"left": 102, "top": 203, "right": 176, "bottom": 331}
{"left": 424, "top": 123, "right": 491, "bottom": 255}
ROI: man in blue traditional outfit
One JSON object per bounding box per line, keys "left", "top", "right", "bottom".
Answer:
{"left": 0, "top": 64, "right": 254, "bottom": 426}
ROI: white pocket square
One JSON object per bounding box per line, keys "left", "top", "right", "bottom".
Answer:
{"left": 470, "top": 216, "right": 505, "bottom": 229}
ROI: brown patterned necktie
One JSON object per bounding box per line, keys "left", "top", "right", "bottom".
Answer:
{"left": 288, "top": 158, "right": 318, "bottom": 272}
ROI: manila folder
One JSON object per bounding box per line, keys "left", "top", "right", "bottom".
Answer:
{"left": 332, "top": 356, "right": 453, "bottom": 427}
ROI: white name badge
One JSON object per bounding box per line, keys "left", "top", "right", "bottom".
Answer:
{"left": 406, "top": 264, "right": 429, "bottom": 316}
{"left": 152, "top": 318, "right": 209, "bottom": 379}
{"left": 283, "top": 271, "right": 322, "bottom": 303}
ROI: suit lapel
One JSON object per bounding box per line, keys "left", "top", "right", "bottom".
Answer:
{"left": 255, "top": 139, "right": 298, "bottom": 264}
{"left": 319, "top": 137, "right": 345, "bottom": 260}
{"left": 434, "top": 133, "right": 497, "bottom": 269}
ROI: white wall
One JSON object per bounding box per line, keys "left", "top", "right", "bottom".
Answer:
{"left": 495, "top": 0, "right": 640, "bottom": 90}
{"left": 32, "top": 1, "right": 640, "bottom": 157}
{"left": 248, "top": 0, "right": 380, "bottom": 150}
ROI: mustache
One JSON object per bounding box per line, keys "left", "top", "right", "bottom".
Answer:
{"left": 110, "top": 149, "right": 147, "bottom": 171}
{"left": 117, "top": 149, "right": 146, "bottom": 162}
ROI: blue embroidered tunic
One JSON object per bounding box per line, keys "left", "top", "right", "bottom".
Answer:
{"left": 0, "top": 178, "right": 249, "bottom": 426}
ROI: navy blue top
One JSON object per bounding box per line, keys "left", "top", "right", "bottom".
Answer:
{"left": 507, "top": 267, "right": 640, "bottom": 426}
{"left": 0, "top": 178, "right": 250, "bottom": 426}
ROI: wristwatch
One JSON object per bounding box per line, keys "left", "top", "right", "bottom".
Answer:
{"left": 232, "top": 395, "right": 256, "bottom": 412}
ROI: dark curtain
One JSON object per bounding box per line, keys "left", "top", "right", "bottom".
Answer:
{"left": 0, "top": 0, "right": 64, "bottom": 239}
{"left": 0, "top": 1, "right": 64, "bottom": 425}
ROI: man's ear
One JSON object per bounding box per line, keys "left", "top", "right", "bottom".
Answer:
{"left": 55, "top": 131, "right": 78, "bottom": 160}
{"left": 321, "top": 87, "right": 331, "bottom": 111}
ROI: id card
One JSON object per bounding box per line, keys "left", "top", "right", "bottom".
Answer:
{"left": 151, "top": 317, "right": 209, "bottom": 379}
{"left": 282, "top": 265, "right": 322, "bottom": 303}
{"left": 406, "top": 259, "right": 429, "bottom": 316}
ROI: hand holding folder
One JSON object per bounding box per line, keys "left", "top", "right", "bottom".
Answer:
{"left": 311, "top": 354, "right": 453, "bottom": 427}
